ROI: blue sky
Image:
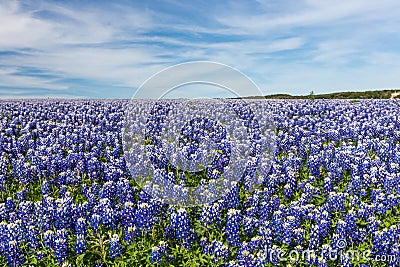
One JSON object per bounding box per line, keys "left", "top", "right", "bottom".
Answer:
{"left": 0, "top": 0, "right": 400, "bottom": 98}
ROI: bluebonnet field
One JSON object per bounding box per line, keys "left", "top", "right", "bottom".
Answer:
{"left": 0, "top": 99, "right": 399, "bottom": 267}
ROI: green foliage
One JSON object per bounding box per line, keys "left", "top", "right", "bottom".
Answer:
{"left": 250, "top": 89, "right": 400, "bottom": 99}
{"left": 309, "top": 90, "right": 315, "bottom": 100}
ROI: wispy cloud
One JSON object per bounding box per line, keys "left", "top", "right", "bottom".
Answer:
{"left": 217, "top": 0, "right": 400, "bottom": 33}
{"left": 0, "top": 0, "right": 399, "bottom": 98}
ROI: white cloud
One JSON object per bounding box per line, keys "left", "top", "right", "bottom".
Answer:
{"left": 0, "top": 67, "right": 67, "bottom": 90}
{"left": 0, "top": 0, "right": 152, "bottom": 49}
{"left": 217, "top": 0, "right": 400, "bottom": 33}
{"left": 312, "top": 40, "right": 360, "bottom": 64}
{"left": 0, "top": 0, "right": 164, "bottom": 94}
{"left": 0, "top": 1, "right": 54, "bottom": 49}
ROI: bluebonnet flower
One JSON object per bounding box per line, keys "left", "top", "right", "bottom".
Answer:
{"left": 257, "top": 221, "right": 273, "bottom": 249}
{"left": 170, "top": 207, "right": 194, "bottom": 246}
{"left": 73, "top": 202, "right": 89, "bottom": 222}
{"left": 150, "top": 246, "right": 162, "bottom": 263}
{"left": 6, "top": 239, "right": 25, "bottom": 267}
{"left": 99, "top": 181, "right": 116, "bottom": 200}
{"left": 58, "top": 173, "right": 68, "bottom": 187}
{"left": 90, "top": 182, "right": 100, "bottom": 199}
{"left": 293, "top": 227, "right": 305, "bottom": 246}
{"left": 17, "top": 200, "right": 34, "bottom": 225}
{"left": 281, "top": 216, "right": 297, "bottom": 246}
{"left": 0, "top": 155, "right": 8, "bottom": 177}
{"left": 44, "top": 229, "right": 54, "bottom": 250}
{"left": 331, "top": 220, "right": 347, "bottom": 250}
{"left": 209, "top": 240, "right": 229, "bottom": 263}
{"left": 245, "top": 206, "right": 258, "bottom": 218}
{"left": 5, "top": 197, "right": 15, "bottom": 213}
{"left": 54, "top": 230, "right": 69, "bottom": 263}
{"left": 344, "top": 209, "right": 358, "bottom": 242}
{"left": 81, "top": 184, "right": 89, "bottom": 199}
{"left": 75, "top": 217, "right": 87, "bottom": 235}
{"left": 36, "top": 250, "right": 45, "bottom": 261}
{"left": 0, "top": 221, "right": 7, "bottom": 254}
{"left": 372, "top": 226, "right": 398, "bottom": 257}
{"left": 271, "top": 209, "right": 284, "bottom": 239}
{"left": 200, "top": 201, "right": 223, "bottom": 227}
{"left": 74, "top": 234, "right": 87, "bottom": 254}
{"left": 109, "top": 233, "right": 122, "bottom": 259}
{"left": 339, "top": 253, "right": 352, "bottom": 267}
{"left": 327, "top": 192, "right": 347, "bottom": 212}
{"left": 246, "top": 236, "right": 262, "bottom": 252}
{"left": 27, "top": 225, "right": 40, "bottom": 250}
{"left": 121, "top": 201, "right": 135, "bottom": 227}
{"left": 122, "top": 225, "right": 137, "bottom": 245}
{"left": 156, "top": 240, "right": 169, "bottom": 258}
{"left": 258, "top": 200, "right": 272, "bottom": 221}
{"left": 90, "top": 214, "right": 101, "bottom": 232}
{"left": 199, "top": 237, "right": 209, "bottom": 253}
{"left": 101, "top": 207, "right": 116, "bottom": 229}
{"left": 243, "top": 215, "right": 259, "bottom": 236}
{"left": 15, "top": 189, "right": 26, "bottom": 202}
{"left": 0, "top": 175, "right": 6, "bottom": 193}
{"left": 237, "top": 249, "right": 255, "bottom": 267}
{"left": 59, "top": 185, "right": 67, "bottom": 198}
{"left": 137, "top": 191, "right": 152, "bottom": 204}
{"left": 116, "top": 178, "right": 134, "bottom": 203}
{"left": 225, "top": 209, "right": 242, "bottom": 247}
{"left": 323, "top": 177, "right": 333, "bottom": 196}
{"left": 7, "top": 221, "right": 24, "bottom": 246}
{"left": 61, "top": 262, "right": 73, "bottom": 267}
{"left": 55, "top": 198, "right": 72, "bottom": 230}
{"left": 135, "top": 202, "right": 154, "bottom": 234}
{"left": 308, "top": 225, "right": 320, "bottom": 250}
{"left": 41, "top": 179, "right": 51, "bottom": 195}
{"left": 200, "top": 204, "right": 216, "bottom": 227}
{"left": 283, "top": 170, "right": 297, "bottom": 199}
{"left": 313, "top": 209, "right": 329, "bottom": 236}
